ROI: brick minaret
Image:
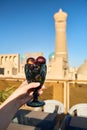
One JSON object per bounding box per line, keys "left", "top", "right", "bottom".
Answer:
{"left": 54, "top": 9, "right": 68, "bottom": 62}
{"left": 47, "top": 9, "right": 68, "bottom": 79}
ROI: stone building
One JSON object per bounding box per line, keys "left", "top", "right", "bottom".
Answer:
{"left": 0, "top": 52, "right": 43, "bottom": 77}
{"left": 0, "top": 9, "right": 87, "bottom": 80}
{"left": 47, "top": 9, "right": 69, "bottom": 79}
{"left": 0, "top": 9, "right": 72, "bottom": 79}
{"left": 77, "top": 60, "right": 87, "bottom": 80}
{"left": 0, "top": 54, "right": 20, "bottom": 76}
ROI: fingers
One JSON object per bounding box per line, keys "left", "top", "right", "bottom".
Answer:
{"left": 21, "top": 81, "right": 40, "bottom": 90}
{"left": 19, "top": 80, "right": 28, "bottom": 88}
{"left": 29, "top": 91, "right": 34, "bottom": 96}
{"left": 38, "top": 85, "right": 45, "bottom": 95}
{"left": 21, "top": 80, "right": 45, "bottom": 96}
{"left": 26, "top": 84, "right": 45, "bottom": 97}
{"left": 28, "top": 82, "right": 40, "bottom": 89}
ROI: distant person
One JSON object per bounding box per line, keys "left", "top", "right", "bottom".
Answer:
{"left": 0, "top": 80, "right": 44, "bottom": 130}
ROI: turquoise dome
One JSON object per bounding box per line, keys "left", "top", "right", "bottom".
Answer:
{"left": 49, "top": 52, "right": 55, "bottom": 60}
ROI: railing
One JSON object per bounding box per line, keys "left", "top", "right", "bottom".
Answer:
{"left": 46, "top": 79, "right": 87, "bottom": 112}
{"left": 0, "top": 77, "right": 87, "bottom": 113}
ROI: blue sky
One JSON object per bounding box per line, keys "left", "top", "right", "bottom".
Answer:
{"left": 0, "top": 0, "right": 87, "bottom": 68}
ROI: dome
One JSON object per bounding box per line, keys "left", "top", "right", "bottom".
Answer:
{"left": 77, "top": 60, "right": 87, "bottom": 75}
{"left": 21, "top": 54, "right": 25, "bottom": 60}
{"left": 49, "top": 52, "right": 55, "bottom": 61}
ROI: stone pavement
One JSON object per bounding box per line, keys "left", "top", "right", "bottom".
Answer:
{"left": 9, "top": 109, "right": 57, "bottom": 130}
{"left": 7, "top": 123, "right": 40, "bottom": 130}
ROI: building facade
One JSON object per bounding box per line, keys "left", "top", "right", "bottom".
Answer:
{"left": 0, "top": 54, "right": 20, "bottom": 77}
{"left": 47, "top": 9, "right": 69, "bottom": 79}
{"left": 0, "top": 9, "right": 87, "bottom": 80}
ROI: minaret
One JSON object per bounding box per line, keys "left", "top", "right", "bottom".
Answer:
{"left": 54, "top": 9, "right": 68, "bottom": 61}
{"left": 47, "top": 9, "right": 68, "bottom": 79}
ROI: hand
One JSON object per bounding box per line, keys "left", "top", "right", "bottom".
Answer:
{"left": 9, "top": 80, "right": 44, "bottom": 107}
{"left": 0, "top": 80, "right": 45, "bottom": 130}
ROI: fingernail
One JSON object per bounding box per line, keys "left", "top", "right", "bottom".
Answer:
{"left": 36, "top": 82, "right": 40, "bottom": 86}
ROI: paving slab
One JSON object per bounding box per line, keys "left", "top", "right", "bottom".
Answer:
{"left": 12, "top": 109, "right": 57, "bottom": 130}
{"left": 70, "top": 116, "right": 87, "bottom": 129}
{"left": 7, "top": 123, "right": 40, "bottom": 130}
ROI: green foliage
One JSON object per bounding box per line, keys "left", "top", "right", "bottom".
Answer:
{"left": 0, "top": 86, "right": 17, "bottom": 103}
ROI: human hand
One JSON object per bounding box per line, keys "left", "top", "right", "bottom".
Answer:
{"left": 9, "top": 80, "right": 45, "bottom": 107}
{"left": 0, "top": 80, "right": 45, "bottom": 130}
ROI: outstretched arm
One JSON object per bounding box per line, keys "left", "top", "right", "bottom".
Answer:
{"left": 0, "top": 80, "right": 44, "bottom": 130}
